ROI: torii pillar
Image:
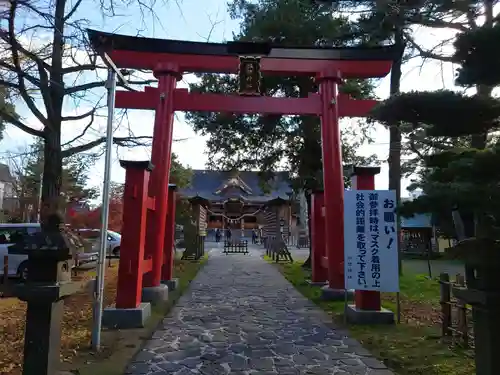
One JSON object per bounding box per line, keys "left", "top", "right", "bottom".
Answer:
{"left": 346, "top": 166, "right": 395, "bottom": 324}
{"left": 317, "top": 69, "right": 375, "bottom": 301}
{"left": 142, "top": 63, "right": 181, "bottom": 305}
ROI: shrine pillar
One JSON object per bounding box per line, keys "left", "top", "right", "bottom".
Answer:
{"left": 317, "top": 69, "right": 351, "bottom": 301}
{"left": 346, "top": 166, "right": 395, "bottom": 324}
{"left": 161, "top": 184, "right": 178, "bottom": 291}
{"left": 142, "top": 63, "right": 181, "bottom": 305}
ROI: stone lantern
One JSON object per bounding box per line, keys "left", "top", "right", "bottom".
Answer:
{"left": 8, "top": 214, "right": 84, "bottom": 375}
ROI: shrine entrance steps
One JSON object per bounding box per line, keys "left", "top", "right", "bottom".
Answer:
{"left": 126, "top": 245, "right": 393, "bottom": 375}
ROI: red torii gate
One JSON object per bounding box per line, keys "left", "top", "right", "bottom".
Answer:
{"left": 88, "top": 29, "right": 396, "bottom": 328}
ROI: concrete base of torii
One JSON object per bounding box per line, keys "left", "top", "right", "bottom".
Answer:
{"left": 142, "top": 285, "right": 169, "bottom": 305}
{"left": 162, "top": 278, "right": 179, "bottom": 291}
{"left": 345, "top": 305, "right": 395, "bottom": 325}
{"left": 320, "top": 285, "right": 355, "bottom": 301}
{"left": 306, "top": 280, "right": 328, "bottom": 287}
{"left": 102, "top": 303, "right": 152, "bottom": 329}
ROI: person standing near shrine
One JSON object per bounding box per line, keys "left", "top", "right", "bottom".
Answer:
{"left": 215, "top": 228, "right": 221, "bottom": 243}
{"left": 226, "top": 228, "right": 232, "bottom": 241}
{"left": 252, "top": 228, "right": 258, "bottom": 244}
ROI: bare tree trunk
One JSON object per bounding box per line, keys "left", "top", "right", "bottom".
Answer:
{"left": 302, "top": 190, "right": 312, "bottom": 268}
{"left": 40, "top": 0, "right": 65, "bottom": 231}
{"left": 297, "top": 78, "right": 318, "bottom": 269}
{"left": 40, "top": 129, "right": 63, "bottom": 230}
{"left": 471, "top": 0, "right": 494, "bottom": 150}
{"left": 388, "top": 25, "right": 404, "bottom": 276}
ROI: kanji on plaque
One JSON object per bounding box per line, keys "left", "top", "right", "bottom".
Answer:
{"left": 344, "top": 190, "right": 400, "bottom": 292}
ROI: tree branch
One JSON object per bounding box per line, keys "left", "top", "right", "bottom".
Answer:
{"left": 64, "top": 81, "right": 106, "bottom": 95}
{"left": 405, "top": 34, "right": 455, "bottom": 63}
{"left": 61, "top": 136, "right": 153, "bottom": 157}
{"left": 408, "top": 16, "right": 468, "bottom": 32}
{"left": 64, "top": 0, "right": 84, "bottom": 21}
{"left": 61, "top": 107, "right": 98, "bottom": 121}
{"left": 62, "top": 63, "right": 101, "bottom": 74}
{"left": 0, "top": 78, "right": 20, "bottom": 91}
{"left": 0, "top": 32, "right": 51, "bottom": 72}
{"left": 408, "top": 135, "right": 426, "bottom": 162}
{"left": 61, "top": 135, "right": 189, "bottom": 158}
{"left": 466, "top": 7, "right": 478, "bottom": 30}
{"left": 4, "top": 2, "right": 50, "bottom": 127}
{"left": 0, "top": 111, "right": 44, "bottom": 137}
{"left": 64, "top": 79, "right": 157, "bottom": 95}
{"left": 61, "top": 111, "right": 96, "bottom": 148}
{"left": 0, "top": 61, "right": 40, "bottom": 87}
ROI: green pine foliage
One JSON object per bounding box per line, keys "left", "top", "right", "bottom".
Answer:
{"left": 186, "top": 0, "right": 378, "bottom": 193}
{"left": 454, "top": 22, "right": 500, "bottom": 87}
{"left": 0, "top": 87, "right": 17, "bottom": 142}
{"left": 370, "top": 90, "right": 500, "bottom": 137}
{"left": 10, "top": 139, "right": 100, "bottom": 221}
{"left": 376, "top": 16, "right": 500, "bottom": 239}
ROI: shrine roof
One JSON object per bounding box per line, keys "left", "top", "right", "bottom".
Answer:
{"left": 179, "top": 170, "right": 292, "bottom": 203}
{"left": 87, "top": 29, "right": 398, "bottom": 61}
{"left": 400, "top": 197, "right": 432, "bottom": 228}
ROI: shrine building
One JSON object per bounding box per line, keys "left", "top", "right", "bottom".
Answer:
{"left": 178, "top": 170, "right": 297, "bottom": 238}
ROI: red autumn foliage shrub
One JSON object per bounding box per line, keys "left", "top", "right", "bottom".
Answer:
{"left": 68, "top": 183, "right": 124, "bottom": 232}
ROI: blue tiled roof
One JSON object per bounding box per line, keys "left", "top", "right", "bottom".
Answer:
{"left": 401, "top": 214, "right": 432, "bottom": 229}
{"left": 400, "top": 197, "right": 432, "bottom": 228}
{"left": 178, "top": 170, "right": 292, "bottom": 202}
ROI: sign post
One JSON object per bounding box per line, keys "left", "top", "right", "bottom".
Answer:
{"left": 344, "top": 166, "right": 398, "bottom": 324}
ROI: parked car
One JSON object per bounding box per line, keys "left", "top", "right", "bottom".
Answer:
{"left": 74, "top": 228, "right": 121, "bottom": 257}
{"left": 0, "top": 223, "right": 99, "bottom": 282}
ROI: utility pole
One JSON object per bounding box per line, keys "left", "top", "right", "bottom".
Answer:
{"left": 36, "top": 144, "right": 44, "bottom": 223}
{"left": 91, "top": 69, "right": 117, "bottom": 351}
{"left": 36, "top": 173, "right": 43, "bottom": 223}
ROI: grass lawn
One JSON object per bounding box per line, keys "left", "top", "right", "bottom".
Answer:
{"left": 0, "top": 255, "right": 207, "bottom": 375}
{"left": 271, "top": 259, "right": 475, "bottom": 375}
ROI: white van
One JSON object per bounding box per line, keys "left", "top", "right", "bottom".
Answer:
{"left": 75, "top": 229, "right": 121, "bottom": 257}
{"left": 0, "top": 223, "right": 98, "bottom": 281}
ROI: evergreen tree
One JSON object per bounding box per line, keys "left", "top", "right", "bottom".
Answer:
{"left": 344, "top": 0, "right": 499, "bottom": 178}
{"left": 0, "top": 87, "right": 17, "bottom": 142}
{"left": 170, "top": 153, "right": 193, "bottom": 189}
{"left": 186, "top": 0, "right": 378, "bottom": 264}
{"left": 9, "top": 139, "right": 99, "bottom": 222}
{"left": 373, "top": 18, "right": 500, "bottom": 373}
{"left": 370, "top": 21, "right": 500, "bottom": 239}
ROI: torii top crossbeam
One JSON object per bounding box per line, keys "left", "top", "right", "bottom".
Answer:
{"left": 87, "top": 29, "right": 397, "bottom": 78}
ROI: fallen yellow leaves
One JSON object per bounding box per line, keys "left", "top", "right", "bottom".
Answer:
{"left": 0, "top": 264, "right": 119, "bottom": 375}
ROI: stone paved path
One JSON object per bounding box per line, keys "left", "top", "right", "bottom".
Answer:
{"left": 126, "top": 246, "right": 393, "bottom": 375}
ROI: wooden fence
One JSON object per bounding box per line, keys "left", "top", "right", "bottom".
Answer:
{"left": 439, "top": 272, "right": 474, "bottom": 355}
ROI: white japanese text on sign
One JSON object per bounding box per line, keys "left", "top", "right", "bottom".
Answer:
{"left": 344, "top": 190, "right": 400, "bottom": 292}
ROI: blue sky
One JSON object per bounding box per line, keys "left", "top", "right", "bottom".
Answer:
{"left": 0, "top": 0, "right": 464, "bottom": 198}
